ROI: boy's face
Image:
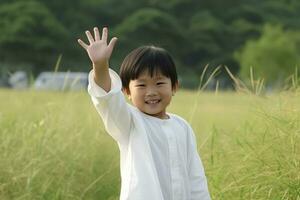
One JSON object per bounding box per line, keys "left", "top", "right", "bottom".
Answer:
{"left": 125, "top": 70, "right": 177, "bottom": 119}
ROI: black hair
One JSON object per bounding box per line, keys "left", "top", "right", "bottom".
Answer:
{"left": 119, "top": 45, "right": 178, "bottom": 90}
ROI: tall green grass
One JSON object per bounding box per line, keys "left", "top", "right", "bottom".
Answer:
{"left": 0, "top": 88, "right": 299, "bottom": 199}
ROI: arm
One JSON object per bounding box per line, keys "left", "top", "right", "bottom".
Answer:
{"left": 78, "top": 27, "right": 131, "bottom": 144}
{"left": 187, "top": 126, "right": 211, "bottom": 200}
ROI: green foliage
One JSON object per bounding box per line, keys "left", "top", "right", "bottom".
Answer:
{"left": 235, "top": 24, "right": 300, "bottom": 85}
{"left": 0, "top": 1, "right": 68, "bottom": 72}
{"left": 187, "top": 11, "right": 223, "bottom": 64}
{"left": 1, "top": 0, "right": 300, "bottom": 87}
{"left": 114, "top": 8, "right": 183, "bottom": 53}
{"left": 185, "top": 11, "right": 237, "bottom": 73}
{"left": 108, "top": 8, "right": 184, "bottom": 69}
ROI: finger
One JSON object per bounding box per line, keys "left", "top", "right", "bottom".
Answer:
{"left": 85, "top": 30, "right": 94, "bottom": 44}
{"left": 108, "top": 37, "right": 118, "bottom": 52}
{"left": 94, "top": 27, "right": 100, "bottom": 41}
{"left": 77, "top": 39, "right": 89, "bottom": 50}
{"left": 101, "top": 27, "right": 108, "bottom": 43}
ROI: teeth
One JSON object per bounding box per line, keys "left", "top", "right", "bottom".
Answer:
{"left": 146, "top": 100, "right": 159, "bottom": 104}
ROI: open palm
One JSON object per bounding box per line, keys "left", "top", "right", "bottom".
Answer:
{"left": 78, "top": 27, "right": 117, "bottom": 67}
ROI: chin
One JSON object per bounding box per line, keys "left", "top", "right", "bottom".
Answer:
{"left": 149, "top": 111, "right": 165, "bottom": 117}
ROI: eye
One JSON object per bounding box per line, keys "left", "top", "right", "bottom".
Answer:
{"left": 136, "top": 84, "right": 146, "bottom": 87}
{"left": 157, "top": 82, "right": 165, "bottom": 85}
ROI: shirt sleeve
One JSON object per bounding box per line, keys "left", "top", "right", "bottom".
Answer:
{"left": 187, "top": 125, "right": 211, "bottom": 200}
{"left": 87, "top": 68, "right": 132, "bottom": 145}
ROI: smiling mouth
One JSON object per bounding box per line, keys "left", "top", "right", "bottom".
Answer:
{"left": 145, "top": 99, "right": 161, "bottom": 104}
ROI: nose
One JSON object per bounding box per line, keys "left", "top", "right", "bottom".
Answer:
{"left": 145, "top": 85, "right": 158, "bottom": 97}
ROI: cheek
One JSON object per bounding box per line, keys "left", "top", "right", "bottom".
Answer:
{"left": 130, "top": 91, "right": 143, "bottom": 103}
{"left": 164, "top": 90, "right": 173, "bottom": 102}
{"left": 161, "top": 87, "right": 173, "bottom": 95}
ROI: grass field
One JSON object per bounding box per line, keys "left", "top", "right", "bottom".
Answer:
{"left": 0, "top": 88, "right": 299, "bottom": 199}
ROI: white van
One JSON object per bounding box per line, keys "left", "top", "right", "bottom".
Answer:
{"left": 34, "top": 72, "right": 88, "bottom": 91}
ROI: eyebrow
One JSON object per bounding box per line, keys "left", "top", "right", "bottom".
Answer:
{"left": 136, "top": 76, "right": 166, "bottom": 81}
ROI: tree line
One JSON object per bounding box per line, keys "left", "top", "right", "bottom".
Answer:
{"left": 0, "top": 0, "right": 299, "bottom": 88}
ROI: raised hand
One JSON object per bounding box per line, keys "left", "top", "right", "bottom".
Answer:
{"left": 78, "top": 27, "right": 117, "bottom": 69}
{"left": 78, "top": 27, "right": 117, "bottom": 91}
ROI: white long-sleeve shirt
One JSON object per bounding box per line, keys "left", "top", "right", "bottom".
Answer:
{"left": 88, "top": 69, "right": 211, "bottom": 200}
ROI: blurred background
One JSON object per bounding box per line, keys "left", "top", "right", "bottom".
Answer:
{"left": 0, "top": 0, "right": 299, "bottom": 90}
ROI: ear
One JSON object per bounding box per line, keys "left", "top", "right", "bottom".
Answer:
{"left": 172, "top": 81, "right": 179, "bottom": 96}
{"left": 122, "top": 88, "right": 131, "bottom": 99}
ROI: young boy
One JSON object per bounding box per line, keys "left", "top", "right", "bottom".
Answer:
{"left": 78, "top": 27, "right": 211, "bottom": 200}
